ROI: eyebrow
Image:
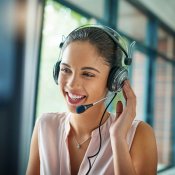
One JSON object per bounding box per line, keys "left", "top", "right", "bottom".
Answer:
{"left": 81, "top": 67, "right": 100, "bottom": 73}
{"left": 61, "top": 63, "right": 70, "bottom": 67}
{"left": 61, "top": 63, "right": 100, "bottom": 73}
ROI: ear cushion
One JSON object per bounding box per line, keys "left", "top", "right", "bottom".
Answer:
{"left": 107, "top": 67, "right": 128, "bottom": 92}
{"left": 53, "top": 61, "right": 61, "bottom": 85}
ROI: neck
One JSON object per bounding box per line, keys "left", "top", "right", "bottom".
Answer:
{"left": 69, "top": 103, "right": 109, "bottom": 138}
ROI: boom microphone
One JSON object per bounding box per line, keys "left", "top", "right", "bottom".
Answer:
{"left": 76, "top": 96, "right": 111, "bottom": 114}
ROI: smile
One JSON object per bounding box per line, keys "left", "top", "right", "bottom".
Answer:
{"left": 66, "top": 92, "right": 86, "bottom": 105}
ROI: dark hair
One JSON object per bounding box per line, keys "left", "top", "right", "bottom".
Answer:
{"left": 62, "top": 27, "right": 123, "bottom": 68}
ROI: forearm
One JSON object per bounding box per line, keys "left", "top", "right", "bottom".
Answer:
{"left": 111, "top": 137, "right": 137, "bottom": 175}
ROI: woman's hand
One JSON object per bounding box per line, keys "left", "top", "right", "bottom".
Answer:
{"left": 109, "top": 80, "right": 157, "bottom": 175}
{"left": 109, "top": 80, "right": 136, "bottom": 140}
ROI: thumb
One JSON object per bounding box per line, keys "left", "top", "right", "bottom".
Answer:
{"left": 116, "top": 101, "right": 123, "bottom": 118}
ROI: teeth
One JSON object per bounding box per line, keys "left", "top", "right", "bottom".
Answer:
{"left": 68, "top": 93, "right": 84, "bottom": 99}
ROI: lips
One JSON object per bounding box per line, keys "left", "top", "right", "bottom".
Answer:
{"left": 66, "top": 92, "right": 86, "bottom": 105}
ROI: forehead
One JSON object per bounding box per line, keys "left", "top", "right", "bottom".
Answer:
{"left": 61, "top": 41, "right": 107, "bottom": 66}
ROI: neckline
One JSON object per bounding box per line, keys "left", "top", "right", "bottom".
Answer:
{"left": 64, "top": 112, "right": 112, "bottom": 139}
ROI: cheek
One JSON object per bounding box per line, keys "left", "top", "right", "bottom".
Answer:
{"left": 88, "top": 77, "right": 108, "bottom": 95}
{"left": 58, "top": 74, "right": 66, "bottom": 88}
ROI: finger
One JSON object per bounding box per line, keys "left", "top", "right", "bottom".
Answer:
{"left": 116, "top": 101, "right": 123, "bottom": 117}
{"left": 126, "top": 80, "right": 135, "bottom": 96}
{"left": 122, "top": 80, "right": 131, "bottom": 100}
{"left": 123, "top": 81, "right": 136, "bottom": 116}
{"left": 122, "top": 87, "right": 127, "bottom": 101}
{"left": 123, "top": 81, "right": 136, "bottom": 102}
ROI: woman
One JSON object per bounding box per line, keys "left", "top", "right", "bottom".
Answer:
{"left": 26, "top": 25, "right": 157, "bottom": 175}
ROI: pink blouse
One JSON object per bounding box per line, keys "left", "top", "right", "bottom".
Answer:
{"left": 37, "top": 112, "right": 141, "bottom": 175}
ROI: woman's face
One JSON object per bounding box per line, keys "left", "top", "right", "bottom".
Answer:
{"left": 58, "top": 41, "right": 110, "bottom": 113}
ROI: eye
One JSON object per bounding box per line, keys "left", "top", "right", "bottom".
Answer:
{"left": 60, "top": 67, "right": 71, "bottom": 74}
{"left": 82, "top": 72, "right": 95, "bottom": 78}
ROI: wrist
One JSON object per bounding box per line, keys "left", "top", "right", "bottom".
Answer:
{"left": 110, "top": 130, "right": 127, "bottom": 140}
{"left": 110, "top": 133, "right": 126, "bottom": 144}
{"left": 110, "top": 136, "right": 129, "bottom": 154}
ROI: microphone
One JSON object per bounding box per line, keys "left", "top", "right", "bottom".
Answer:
{"left": 76, "top": 96, "right": 111, "bottom": 114}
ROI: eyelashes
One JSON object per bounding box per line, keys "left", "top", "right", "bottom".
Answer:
{"left": 60, "top": 67, "right": 95, "bottom": 78}
{"left": 60, "top": 67, "right": 71, "bottom": 74}
{"left": 82, "top": 72, "right": 95, "bottom": 77}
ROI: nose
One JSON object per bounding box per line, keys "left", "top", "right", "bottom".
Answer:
{"left": 67, "top": 73, "right": 81, "bottom": 89}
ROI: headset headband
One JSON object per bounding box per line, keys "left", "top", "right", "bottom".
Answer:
{"left": 61, "top": 24, "right": 135, "bottom": 66}
{"left": 74, "top": 24, "right": 128, "bottom": 58}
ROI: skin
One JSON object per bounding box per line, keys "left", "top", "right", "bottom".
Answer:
{"left": 26, "top": 41, "right": 157, "bottom": 175}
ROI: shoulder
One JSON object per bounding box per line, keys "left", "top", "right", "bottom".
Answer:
{"left": 131, "top": 121, "right": 157, "bottom": 149}
{"left": 37, "top": 112, "right": 69, "bottom": 127}
{"left": 26, "top": 112, "right": 69, "bottom": 175}
{"left": 134, "top": 121, "right": 155, "bottom": 140}
{"left": 130, "top": 121, "right": 158, "bottom": 174}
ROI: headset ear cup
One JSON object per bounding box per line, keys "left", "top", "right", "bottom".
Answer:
{"left": 107, "top": 67, "right": 118, "bottom": 91}
{"left": 53, "top": 61, "right": 61, "bottom": 85}
{"left": 107, "top": 67, "right": 128, "bottom": 92}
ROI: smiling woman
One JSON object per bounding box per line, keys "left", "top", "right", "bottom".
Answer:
{"left": 26, "top": 24, "right": 157, "bottom": 175}
{"left": 58, "top": 41, "right": 110, "bottom": 113}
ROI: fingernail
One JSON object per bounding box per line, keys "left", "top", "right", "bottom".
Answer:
{"left": 125, "top": 80, "right": 130, "bottom": 86}
{"left": 124, "top": 82, "right": 129, "bottom": 89}
{"left": 124, "top": 81, "right": 128, "bottom": 86}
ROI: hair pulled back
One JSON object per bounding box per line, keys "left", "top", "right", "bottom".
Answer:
{"left": 62, "top": 27, "right": 123, "bottom": 68}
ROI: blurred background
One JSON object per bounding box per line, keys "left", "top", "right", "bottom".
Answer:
{"left": 0, "top": 0, "right": 175, "bottom": 174}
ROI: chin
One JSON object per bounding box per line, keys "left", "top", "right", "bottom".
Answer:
{"left": 66, "top": 104, "right": 77, "bottom": 113}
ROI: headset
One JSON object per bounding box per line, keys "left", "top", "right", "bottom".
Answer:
{"left": 53, "top": 24, "right": 135, "bottom": 92}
